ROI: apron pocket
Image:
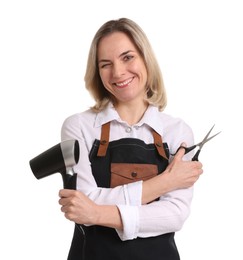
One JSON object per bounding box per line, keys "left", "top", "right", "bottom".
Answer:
{"left": 110, "top": 163, "right": 158, "bottom": 188}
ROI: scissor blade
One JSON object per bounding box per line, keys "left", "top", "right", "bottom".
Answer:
{"left": 201, "top": 124, "right": 215, "bottom": 143}
{"left": 195, "top": 130, "right": 221, "bottom": 160}
{"left": 204, "top": 131, "right": 221, "bottom": 143}
{"left": 199, "top": 131, "right": 221, "bottom": 149}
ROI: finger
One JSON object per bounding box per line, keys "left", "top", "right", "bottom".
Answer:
{"left": 59, "top": 195, "right": 71, "bottom": 206}
{"left": 59, "top": 189, "right": 66, "bottom": 198}
{"left": 58, "top": 197, "right": 68, "bottom": 206}
{"left": 60, "top": 205, "right": 66, "bottom": 213}
{"left": 59, "top": 189, "right": 76, "bottom": 198}
{"left": 174, "top": 142, "right": 187, "bottom": 160}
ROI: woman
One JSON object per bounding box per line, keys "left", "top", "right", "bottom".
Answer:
{"left": 59, "top": 18, "right": 203, "bottom": 260}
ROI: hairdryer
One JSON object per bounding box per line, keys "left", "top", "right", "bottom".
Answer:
{"left": 30, "top": 139, "right": 87, "bottom": 257}
{"left": 29, "top": 139, "right": 80, "bottom": 189}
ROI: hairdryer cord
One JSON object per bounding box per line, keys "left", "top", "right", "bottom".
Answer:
{"left": 76, "top": 224, "right": 86, "bottom": 260}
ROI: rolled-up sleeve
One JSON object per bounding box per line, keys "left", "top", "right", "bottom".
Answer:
{"left": 116, "top": 204, "right": 139, "bottom": 241}
{"left": 114, "top": 186, "right": 193, "bottom": 240}
{"left": 137, "top": 187, "right": 193, "bottom": 237}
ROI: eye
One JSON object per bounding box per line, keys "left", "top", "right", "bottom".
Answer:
{"left": 123, "top": 55, "right": 134, "bottom": 61}
{"left": 99, "top": 62, "right": 111, "bottom": 69}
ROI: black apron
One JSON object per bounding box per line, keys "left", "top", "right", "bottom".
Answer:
{"left": 67, "top": 122, "right": 180, "bottom": 260}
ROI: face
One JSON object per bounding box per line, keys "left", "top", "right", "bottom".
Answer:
{"left": 97, "top": 32, "right": 148, "bottom": 106}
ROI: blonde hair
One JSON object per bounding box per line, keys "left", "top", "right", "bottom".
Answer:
{"left": 84, "top": 18, "right": 167, "bottom": 112}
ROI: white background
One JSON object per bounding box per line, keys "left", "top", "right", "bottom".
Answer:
{"left": 0, "top": 0, "right": 242, "bottom": 259}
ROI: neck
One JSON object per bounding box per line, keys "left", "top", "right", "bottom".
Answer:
{"left": 114, "top": 101, "right": 149, "bottom": 125}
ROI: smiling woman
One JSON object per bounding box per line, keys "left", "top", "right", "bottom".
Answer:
{"left": 85, "top": 18, "right": 167, "bottom": 114}
{"left": 59, "top": 18, "right": 203, "bottom": 260}
{"left": 98, "top": 32, "right": 148, "bottom": 122}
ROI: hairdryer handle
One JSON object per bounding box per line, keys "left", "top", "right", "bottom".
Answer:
{"left": 63, "top": 173, "right": 77, "bottom": 190}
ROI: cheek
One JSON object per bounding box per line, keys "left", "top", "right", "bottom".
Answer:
{"left": 130, "top": 61, "right": 147, "bottom": 77}
{"left": 99, "top": 69, "right": 110, "bottom": 84}
{"left": 99, "top": 71, "right": 107, "bottom": 88}
{"left": 136, "top": 65, "right": 147, "bottom": 84}
{"left": 98, "top": 69, "right": 104, "bottom": 81}
{"left": 99, "top": 71, "right": 113, "bottom": 93}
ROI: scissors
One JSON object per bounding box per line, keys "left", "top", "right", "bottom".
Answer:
{"left": 172, "top": 124, "right": 221, "bottom": 161}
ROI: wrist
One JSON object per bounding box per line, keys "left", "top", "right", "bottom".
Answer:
{"left": 95, "top": 205, "right": 123, "bottom": 230}
{"left": 142, "top": 171, "right": 173, "bottom": 204}
{"left": 161, "top": 169, "right": 178, "bottom": 192}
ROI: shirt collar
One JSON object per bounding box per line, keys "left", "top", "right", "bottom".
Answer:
{"left": 94, "top": 102, "right": 164, "bottom": 133}
{"left": 139, "top": 105, "right": 164, "bottom": 134}
{"left": 94, "top": 102, "right": 120, "bottom": 127}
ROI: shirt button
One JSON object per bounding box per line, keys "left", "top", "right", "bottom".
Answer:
{"left": 131, "top": 172, "right": 137, "bottom": 178}
{"left": 126, "top": 127, "right": 132, "bottom": 133}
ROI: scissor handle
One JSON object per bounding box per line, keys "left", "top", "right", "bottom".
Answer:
{"left": 192, "top": 149, "right": 200, "bottom": 161}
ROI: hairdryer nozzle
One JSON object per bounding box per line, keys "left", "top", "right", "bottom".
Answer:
{"left": 29, "top": 139, "right": 79, "bottom": 182}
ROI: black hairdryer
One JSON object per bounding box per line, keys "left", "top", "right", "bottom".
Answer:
{"left": 30, "top": 139, "right": 86, "bottom": 258}
{"left": 29, "top": 139, "right": 80, "bottom": 189}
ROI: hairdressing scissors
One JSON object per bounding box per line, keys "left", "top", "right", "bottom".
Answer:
{"left": 172, "top": 124, "right": 221, "bottom": 161}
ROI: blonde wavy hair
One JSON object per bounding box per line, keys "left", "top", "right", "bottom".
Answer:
{"left": 84, "top": 18, "right": 167, "bottom": 112}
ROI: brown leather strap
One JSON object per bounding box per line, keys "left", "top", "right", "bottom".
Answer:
{"left": 152, "top": 130, "right": 168, "bottom": 160}
{"left": 97, "top": 122, "right": 168, "bottom": 160}
{"left": 97, "top": 122, "right": 110, "bottom": 157}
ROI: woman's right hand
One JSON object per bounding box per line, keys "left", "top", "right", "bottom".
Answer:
{"left": 164, "top": 144, "right": 203, "bottom": 190}
{"left": 142, "top": 144, "right": 203, "bottom": 204}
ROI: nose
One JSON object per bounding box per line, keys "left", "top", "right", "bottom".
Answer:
{"left": 112, "top": 61, "right": 125, "bottom": 78}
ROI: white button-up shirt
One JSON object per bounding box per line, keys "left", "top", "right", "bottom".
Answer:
{"left": 61, "top": 102, "right": 195, "bottom": 241}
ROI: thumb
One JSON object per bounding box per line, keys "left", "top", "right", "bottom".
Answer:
{"left": 173, "top": 142, "right": 187, "bottom": 161}
{"left": 166, "top": 142, "right": 187, "bottom": 172}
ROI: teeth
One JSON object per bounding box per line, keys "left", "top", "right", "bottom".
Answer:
{"left": 116, "top": 78, "right": 132, "bottom": 87}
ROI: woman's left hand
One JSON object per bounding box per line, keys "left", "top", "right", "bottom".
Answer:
{"left": 58, "top": 189, "right": 98, "bottom": 225}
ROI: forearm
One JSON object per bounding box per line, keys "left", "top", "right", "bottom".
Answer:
{"left": 95, "top": 204, "right": 123, "bottom": 230}
{"left": 137, "top": 188, "right": 193, "bottom": 237}
{"left": 59, "top": 189, "right": 124, "bottom": 231}
{"left": 115, "top": 187, "right": 193, "bottom": 240}
{"left": 142, "top": 171, "right": 171, "bottom": 204}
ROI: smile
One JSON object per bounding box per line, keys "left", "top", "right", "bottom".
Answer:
{"left": 114, "top": 77, "right": 133, "bottom": 88}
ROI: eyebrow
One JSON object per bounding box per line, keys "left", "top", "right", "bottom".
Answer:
{"left": 98, "top": 50, "right": 135, "bottom": 64}
{"left": 119, "top": 50, "right": 133, "bottom": 57}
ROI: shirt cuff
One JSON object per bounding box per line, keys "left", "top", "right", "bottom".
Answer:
{"left": 115, "top": 204, "right": 139, "bottom": 241}
{"left": 124, "top": 181, "right": 143, "bottom": 206}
